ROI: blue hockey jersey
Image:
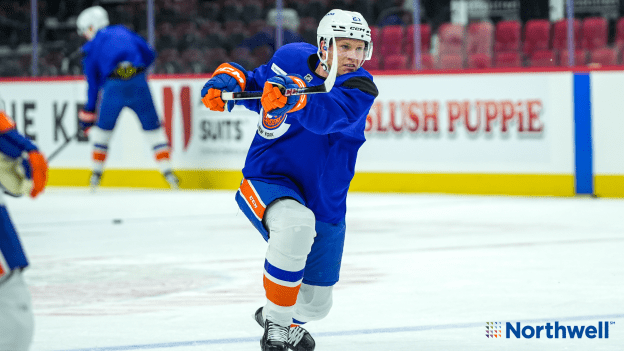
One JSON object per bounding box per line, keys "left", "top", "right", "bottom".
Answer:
{"left": 238, "top": 42, "right": 378, "bottom": 224}
{"left": 81, "top": 25, "right": 157, "bottom": 112}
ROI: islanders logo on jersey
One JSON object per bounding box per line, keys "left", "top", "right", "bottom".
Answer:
{"left": 261, "top": 111, "right": 287, "bottom": 130}
{"left": 257, "top": 109, "right": 291, "bottom": 140}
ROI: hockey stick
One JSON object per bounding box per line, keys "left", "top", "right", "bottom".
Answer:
{"left": 61, "top": 48, "right": 83, "bottom": 75}
{"left": 47, "top": 133, "right": 78, "bottom": 162}
{"left": 221, "top": 39, "right": 339, "bottom": 101}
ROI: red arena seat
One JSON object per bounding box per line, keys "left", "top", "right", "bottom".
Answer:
{"left": 582, "top": 17, "right": 608, "bottom": 51}
{"left": 420, "top": 53, "right": 434, "bottom": 70}
{"left": 405, "top": 53, "right": 434, "bottom": 70}
{"left": 405, "top": 23, "right": 432, "bottom": 60}
{"left": 553, "top": 19, "right": 582, "bottom": 52}
{"left": 370, "top": 26, "right": 381, "bottom": 47}
{"left": 383, "top": 54, "right": 409, "bottom": 70}
{"left": 494, "top": 51, "right": 521, "bottom": 67}
{"left": 467, "top": 52, "right": 493, "bottom": 69}
{"left": 494, "top": 20, "right": 521, "bottom": 52}
{"left": 559, "top": 49, "right": 587, "bottom": 66}
{"left": 363, "top": 55, "right": 381, "bottom": 70}
{"left": 380, "top": 25, "right": 404, "bottom": 56}
{"left": 438, "top": 54, "right": 464, "bottom": 70}
{"left": 438, "top": 23, "right": 465, "bottom": 55}
{"left": 467, "top": 21, "right": 494, "bottom": 55}
{"left": 529, "top": 50, "right": 556, "bottom": 67}
{"left": 589, "top": 47, "right": 616, "bottom": 66}
{"left": 615, "top": 18, "right": 624, "bottom": 53}
{"left": 523, "top": 19, "right": 551, "bottom": 59}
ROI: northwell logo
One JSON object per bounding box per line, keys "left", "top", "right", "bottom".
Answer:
{"left": 487, "top": 321, "right": 614, "bottom": 339}
{"left": 485, "top": 322, "right": 502, "bottom": 338}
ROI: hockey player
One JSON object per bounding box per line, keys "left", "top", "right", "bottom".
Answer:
{"left": 76, "top": 6, "right": 179, "bottom": 190}
{"left": 201, "top": 9, "right": 378, "bottom": 351}
{"left": 0, "top": 95, "right": 48, "bottom": 351}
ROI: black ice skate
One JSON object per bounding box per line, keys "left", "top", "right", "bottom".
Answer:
{"left": 255, "top": 307, "right": 316, "bottom": 351}
{"left": 261, "top": 319, "right": 289, "bottom": 351}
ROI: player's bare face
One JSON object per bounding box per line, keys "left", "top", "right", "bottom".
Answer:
{"left": 318, "top": 38, "right": 367, "bottom": 76}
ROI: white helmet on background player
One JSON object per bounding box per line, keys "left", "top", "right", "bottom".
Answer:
{"left": 77, "top": 6, "right": 109, "bottom": 40}
{"left": 316, "top": 9, "right": 373, "bottom": 67}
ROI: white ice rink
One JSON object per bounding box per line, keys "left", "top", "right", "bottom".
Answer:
{"left": 5, "top": 188, "right": 624, "bottom": 351}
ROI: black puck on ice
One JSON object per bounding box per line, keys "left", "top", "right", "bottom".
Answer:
{"left": 112, "top": 219, "right": 123, "bottom": 224}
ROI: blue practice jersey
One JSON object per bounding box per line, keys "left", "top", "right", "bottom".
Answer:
{"left": 238, "top": 42, "right": 378, "bottom": 223}
{"left": 81, "top": 25, "right": 157, "bottom": 112}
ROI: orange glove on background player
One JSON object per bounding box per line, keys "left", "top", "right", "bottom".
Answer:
{"left": 27, "top": 150, "right": 48, "bottom": 198}
{"left": 0, "top": 109, "right": 48, "bottom": 198}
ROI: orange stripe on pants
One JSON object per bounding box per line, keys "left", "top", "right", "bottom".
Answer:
{"left": 239, "top": 179, "right": 266, "bottom": 220}
{"left": 263, "top": 275, "right": 300, "bottom": 307}
{"left": 155, "top": 150, "right": 170, "bottom": 160}
{"left": 93, "top": 151, "right": 107, "bottom": 161}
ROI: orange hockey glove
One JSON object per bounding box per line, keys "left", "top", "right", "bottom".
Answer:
{"left": 27, "top": 150, "right": 48, "bottom": 198}
{"left": 261, "top": 75, "right": 307, "bottom": 116}
{"left": 201, "top": 62, "right": 248, "bottom": 112}
{"left": 202, "top": 88, "right": 226, "bottom": 112}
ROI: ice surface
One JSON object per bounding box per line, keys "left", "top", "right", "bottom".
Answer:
{"left": 5, "top": 188, "right": 623, "bottom": 351}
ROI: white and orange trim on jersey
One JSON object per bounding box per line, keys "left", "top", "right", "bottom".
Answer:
{"left": 238, "top": 178, "right": 267, "bottom": 221}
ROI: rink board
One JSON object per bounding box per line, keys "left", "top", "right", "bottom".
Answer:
{"left": 590, "top": 71, "right": 624, "bottom": 197}
{"left": 0, "top": 70, "right": 620, "bottom": 196}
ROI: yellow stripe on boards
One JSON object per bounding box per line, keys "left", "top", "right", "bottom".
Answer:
{"left": 595, "top": 175, "right": 624, "bottom": 198}
{"left": 170, "top": 170, "right": 242, "bottom": 189}
{"left": 48, "top": 169, "right": 576, "bottom": 196}
{"left": 350, "top": 173, "right": 575, "bottom": 196}
{"left": 48, "top": 169, "right": 91, "bottom": 186}
{"left": 48, "top": 169, "right": 243, "bottom": 189}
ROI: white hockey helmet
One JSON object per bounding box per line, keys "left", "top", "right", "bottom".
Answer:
{"left": 317, "top": 9, "right": 373, "bottom": 62}
{"left": 77, "top": 6, "right": 109, "bottom": 40}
